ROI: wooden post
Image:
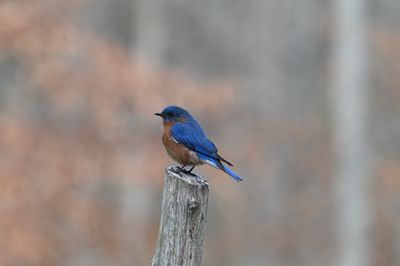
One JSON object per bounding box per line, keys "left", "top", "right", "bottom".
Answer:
{"left": 151, "top": 166, "right": 209, "bottom": 266}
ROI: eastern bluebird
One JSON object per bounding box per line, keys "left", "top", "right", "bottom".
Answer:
{"left": 155, "top": 106, "right": 242, "bottom": 182}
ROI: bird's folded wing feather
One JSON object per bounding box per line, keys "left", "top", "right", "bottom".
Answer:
{"left": 170, "top": 122, "right": 219, "bottom": 159}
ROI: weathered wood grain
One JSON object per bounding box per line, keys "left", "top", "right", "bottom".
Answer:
{"left": 151, "top": 166, "right": 209, "bottom": 266}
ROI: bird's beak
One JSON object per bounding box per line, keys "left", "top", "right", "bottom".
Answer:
{"left": 154, "top": 113, "right": 165, "bottom": 118}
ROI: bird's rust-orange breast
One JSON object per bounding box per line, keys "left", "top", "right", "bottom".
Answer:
{"left": 162, "top": 121, "right": 191, "bottom": 165}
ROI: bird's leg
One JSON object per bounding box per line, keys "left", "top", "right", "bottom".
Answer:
{"left": 180, "top": 164, "right": 187, "bottom": 172}
{"left": 187, "top": 165, "right": 195, "bottom": 174}
{"left": 180, "top": 165, "right": 197, "bottom": 177}
{"left": 186, "top": 165, "right": 205, "bottom": 183}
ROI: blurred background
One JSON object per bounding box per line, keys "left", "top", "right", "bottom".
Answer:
{"left": 1, "top": 0, "right": 400, "bottom": 265}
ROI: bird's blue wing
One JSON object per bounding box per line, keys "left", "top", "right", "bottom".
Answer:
{"left": 171, "top": 122, "right": 243, "bottom": 182}
{"left": 170, "top": 122, "right": 218, "bottom": 159}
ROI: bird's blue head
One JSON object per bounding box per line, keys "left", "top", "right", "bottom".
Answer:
{"left": 155, "top": 106, "right": 194, "bottom": 123}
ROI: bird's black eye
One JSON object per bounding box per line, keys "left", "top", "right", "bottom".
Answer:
{"left": 168, "top": 111, "right": 175, "bottom": 117}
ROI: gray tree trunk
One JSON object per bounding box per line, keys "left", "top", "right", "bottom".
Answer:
{"left": 132, "top": 0, "right": 166, "bottom": 65}
{"left": 331, "top": 1, "right": 371, "bottom": 266}
{"left": 151, "top": 166, "right": 209, "bottom": 266}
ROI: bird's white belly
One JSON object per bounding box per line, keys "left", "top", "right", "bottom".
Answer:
{"left": 188, "top": 151, "right": 203, "bottom": 165}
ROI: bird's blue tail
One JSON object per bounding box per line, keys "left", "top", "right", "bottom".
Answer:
{"left": 221, "top": 164, "right": 243, "bottom": 182}
{"left": 198, "top": 154, "right": 242, "bottom": 182}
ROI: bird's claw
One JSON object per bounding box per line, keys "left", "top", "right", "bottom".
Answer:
{"left": 172, "top": 166, "right": 198, "bottom": 178}
{"left": 169, "top": 166, "right": 207, "bottom": 184}
{"left": 181, "top": 169, "right": 197, "bottom": 177}
{"left": 171, "top": 166, "right": 182, "bottom": 174}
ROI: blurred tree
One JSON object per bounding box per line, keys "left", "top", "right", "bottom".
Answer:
{"left": 331, "top": 1, "right": 371, "bottom": 266}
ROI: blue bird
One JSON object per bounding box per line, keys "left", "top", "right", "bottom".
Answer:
{"left": 155, "top": 106, "right": 242, "bottom": 182}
